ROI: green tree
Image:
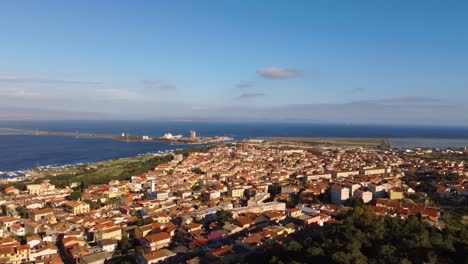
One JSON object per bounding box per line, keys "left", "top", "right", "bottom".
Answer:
{"left": 16, "top": 206, "right": 28, "bottom": 219}
{"left": 284, "top": 240, "right": 303, "bottom": 252}
{"left": 191, "top": 167, "right": 204, "bottom": 174}
{"left": 83, "top": 199, "right": 100, "bottom": 210}
{"left": 117, "top": 236, "right": 133, "bottom": 254}
{"left": 191, "top": 185, "right": 201, "bottom": 191}
{"left": 66, "top": 190, "right": 82, "bottom": 201}
{"left": 268, "top": 184, "right": 282, "bottom": 200}
{"left": 344, "top": 197, "right": 364, "bottom": 207}
{"left": 216, "top": 209, "right": 233, "bottom": 225}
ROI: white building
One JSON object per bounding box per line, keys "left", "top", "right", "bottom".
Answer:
{"left": 334, "top": 170, "right": 360, "bottom": 178}
{"left": 368, "top": 184, "right": 386, "bottom": 198}
{"left": 354, "top": 189, "right": 373, "bottom": 203}
{"left": 162, "top": 133, "right": 174, "bottom": 139}
{"left": 331, "top": 184, "right": 349, "bottom": 205}
{"left": 155, "top": 191, "right": 169, "bottom": 200}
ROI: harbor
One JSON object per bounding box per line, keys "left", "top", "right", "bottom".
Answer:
{"left": 0, "top": 127, "right": 232, "bottom": 144}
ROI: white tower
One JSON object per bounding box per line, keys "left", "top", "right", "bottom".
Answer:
{"left": 150, "top": 180, "right": 156, "bottom": 193}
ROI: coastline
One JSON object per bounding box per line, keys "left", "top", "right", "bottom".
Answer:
{"left": 0, "top": 149, "right": 178, "bottom": 183}
{"left": 0, "top": 127, "right": 233, "bottom": 144}
{"left": 2, "top": 133, "right": 468, "bottom": 176}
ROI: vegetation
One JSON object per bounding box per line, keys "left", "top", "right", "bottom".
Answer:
{"left": 15, "top": 206, "right": 28, "bottom": 219}
{"left": 116, "top": 236, "right": 134, "bottom": 255}
{"left": 66, "top": 190, "right": 82, "bottom": 201}
{"left": 0, "top": 154, "right": 173, "bottom": 192}
{"left": 267, "top": 184, "right": 281, "bottom": 200}
{"left": 83, "top": 199, "right": 100, "bottom": 210}
{"left": 343, "top": 197, "right": 364, "bottom": 207}
{"left": 216, "top": 209, "right": 233, "bottom": 225}
{"left": 191, "top": 167, "right": 204, "bottom": 174}
{"left": 247, "top": 206, "right": 468, "bottom": 264}
{"left": 191, "top": 184, "right": 201, "bottom": 191}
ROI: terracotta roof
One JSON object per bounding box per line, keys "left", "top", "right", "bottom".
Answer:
{"left": 144, "top": 232, "right": 171, "bottom": 243}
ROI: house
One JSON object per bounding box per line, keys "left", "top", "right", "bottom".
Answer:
{"left": 228, "top": 187, "right": 244, "bottom": 198}
{"left": 368, "top": 183, "right": 386, "bottom": 198}
{"left": 140, "top": 232, "right": 171, "bottom": 252}
{"left": 30, "top": 243, "right": 59, "bottom": 261}
{"left": 77, "top": 251, "right": 111, "bottom": 264}
{"left": 138, "top": 249, "right": 176, "bottom": 264}
{"left": 119, "top": 205, "right": 132, "bottom": 215}
{"left": 233, "top": 217, "right": 255, "bottom": 229}
{"left": 29, "top": 208, "right": 54, "bottom": 222}
{"left": 206, "top": 246, "right": 236, "bottom": 262}
{"left": 26, "top": 182, "right": 55, "bottom": 195}
{"left": 154, "top": 191, "right": 169, "bottom": 200}
{"left": 0, "top": 246, "right": 15, "bottom": 263}
{"left": 389, "top": 187, "right": 404, "bottom": 200}
{"left": 152, "top": 213, "right": 171, "bottom": 224}
{"left": 30, "top": 244, "right": 58, "bottom": 260}
{"left": 286, "top": 208, "right": 302, "bottom": 218}
{"left": 289, "top": 213, "right": 321, "bottom": 228}
{"left": 64, "top": 201, "right": 90, "bottom": 215}
{"left": 281, "top": 186, "right": 298, "bottom": 194}
{"left": 17, "top": 244, "right": 31, "bottom": 263}
{"left": 331, "top": 185, "right": 349, "bottom": 205}
{"left": 334, "top": 170, "right": 360, "bottom": 178}
{"left": 94, "top": 225, "right": 122, "bottom": 241}
{"left": 27, "top": 236, "right": 41, "bottom": 249}
{"left": 10, "top": 223, "right": 25, "bottom": 236}
{"left": 361, "top": 167, "right": 388, "bottom": 176}
{"left": 0, "top": 216, "right": 20, "bottom": 232}
{"left": 98, "top": 239, "right": 118, "bottom": 252}
{"left": 353, "top": 189, "right": 373, "bottom": 203}
{"left": 135, "top": 224, "right": 153, "bottom": 239}
{"left": 263, "top": 210, "right": 286, "bottom": 222}
{"left": 3, "top": 186, "right": 20, "bottom": 196}
{"left": 201, "top": 191, "right": 221, "bottom": 201}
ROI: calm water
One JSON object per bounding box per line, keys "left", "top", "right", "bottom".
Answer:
{"left": 0, "top": 135, "right": 192, "bottom": 172}
{"left": 1, "top": 121, "right": 468, "bottom": 171}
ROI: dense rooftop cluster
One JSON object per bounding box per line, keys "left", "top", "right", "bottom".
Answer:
{"left": 0, "top": 142, "right": 466, "bottom": 263}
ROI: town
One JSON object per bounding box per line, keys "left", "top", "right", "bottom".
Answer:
{"left": 0, "top": 141, "right": 467, "bottom": 264}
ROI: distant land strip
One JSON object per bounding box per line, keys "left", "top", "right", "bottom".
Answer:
{"left": 0, "top": 127, "right": 228, "bottom": 144}
{"left": 270, "top": 137, "right": 390, "bottom": 148}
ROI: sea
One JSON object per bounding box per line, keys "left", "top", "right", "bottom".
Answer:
{"left": 1, "top": 120, "right": 468, "bottom": 172}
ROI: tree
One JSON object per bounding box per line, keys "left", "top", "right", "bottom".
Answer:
{"left": 344, "top": 197, "right": 364, "bottom": 207}
{"left": 191, "top": 167, "right": 204, "bottom": 174}
{"left": 83, "top": 199, "right": 100, "bottom": 210}
{"left": 117, "top": 236, "right": 133, "bottom": 254}
{"left": 16, "top": 206, "right": 28, "bottom": 219}
{"left": 216, "top": 209, "right": 233, "bottom": 225}
{"left": 256, "top": 206, "right": 468, "bottom": 264}
{"left": 135, "top": 246, "right": 144, "bottom": 254}
{"left": 66, "top": 191, "right": 82, "bottom": 201}
{"left": 284, "top": 240, "right": 303, "bottom": 252}
{"left": 268, "top": 184, "right": 282, "bottom": 200}
{"left": 191, "top": 185, "right": 201, "bottom": 191}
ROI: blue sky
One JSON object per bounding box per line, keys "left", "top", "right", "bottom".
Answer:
{"left": 1, "top": 0, "right": 467, "bottom": 124}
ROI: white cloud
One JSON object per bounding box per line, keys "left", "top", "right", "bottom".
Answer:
{"left": 0, "top": 87, "right": 46, "bottom": 98}
{"left": 96, "top": 89, "right": 151, "bottom": 102}
{"left": 257, "top": 67, "right": 302, "bottom": 79}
